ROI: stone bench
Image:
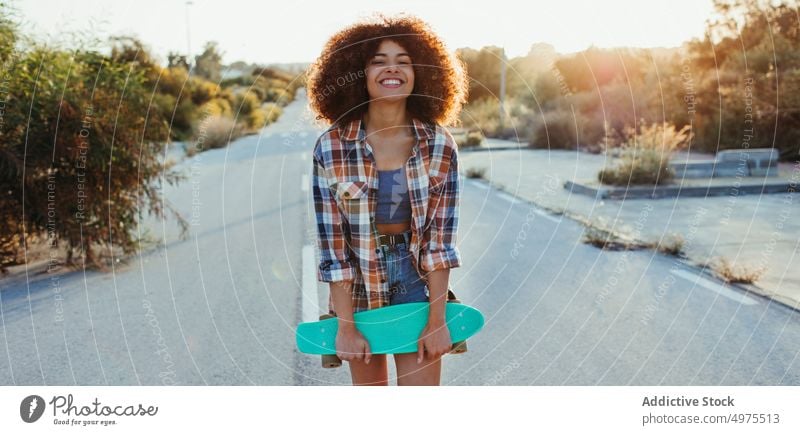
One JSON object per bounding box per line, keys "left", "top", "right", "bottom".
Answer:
{"left": 669, "top": 148, "right": 778, "bottom": 178}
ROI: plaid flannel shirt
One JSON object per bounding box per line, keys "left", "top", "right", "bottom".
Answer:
{"left": 312, "top": 116, "right": 462, "bottom": 314}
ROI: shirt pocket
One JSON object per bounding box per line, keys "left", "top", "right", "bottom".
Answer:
{"left": 335, "top": 180, "right": 369, "bottom": 200}
{"left": 334, "top": 180, "right": 370, "bottom": 221}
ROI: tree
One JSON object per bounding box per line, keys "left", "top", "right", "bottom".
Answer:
{"left": 688, "top": 0, "right": 800, "bottom": 159}
{"left": 167, "top": 52, "right": 190, "bottom": 70}
{"left": 194, "top": 41, "right": 223, "bottom": 82}
{"left": 0, "top": 6, "right": 188, "bottom": 270}
{"left": 456, "top": 46, "right": 504, "bottom": 102}
{"left": 553, "top": 47, "right": 646, "bottom": 94}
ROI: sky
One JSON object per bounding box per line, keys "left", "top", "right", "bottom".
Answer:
{"left": 10, "top": 0, "right": 716, "bottom": 65}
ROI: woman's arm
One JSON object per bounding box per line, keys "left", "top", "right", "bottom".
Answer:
{"left": 329, "top": 280, "right": 372, "bottom": 364}
{"left": 312, "top": 148, "right": 357, "bottom": 284}
{"left": 417, "top": 134, "right": 462, "bottom": 363}
{"left": 425, "top": 269, "right": 450, "bottom": 323}
{"left": 311, "top": 144, "right": 371, "bottom": 362}
{"left": 419, "top": 138, "right": 462, "bottom": 272}
{"left": 417, "top": 267, "right": 452, "bottom": 363}
{"left": 329, "top": 280, "right": 356, "bottom": 329}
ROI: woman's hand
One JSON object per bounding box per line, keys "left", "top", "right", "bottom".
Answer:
{"left": 417, "top": 319, "right": 451, "bottom": 363}
{"left": 335, "top": 325, "right": 372, "bottom": 364}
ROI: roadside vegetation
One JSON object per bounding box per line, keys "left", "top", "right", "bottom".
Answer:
{"left": 0, "top": 5, "right": 301, "bottom": 271}
{"left": 597, "top": 123, "right": 692, "bottom": 186}
{"left": 456, "top": 0, "right": 799, "bottom": 173}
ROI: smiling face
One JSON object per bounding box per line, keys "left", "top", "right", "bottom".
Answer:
{"left": 365, "top": 39, "right": 415, "bottom": 103}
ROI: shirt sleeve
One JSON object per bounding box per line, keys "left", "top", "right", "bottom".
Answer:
{"left": 419, "top": 137, "right": 463, "bottom": 272}
{"left": 312, "top": 147, "right": 357, "bottom": 283}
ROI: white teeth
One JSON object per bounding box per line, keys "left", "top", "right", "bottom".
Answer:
{"left": 381, "top": 79, "right": 401, "bottom": 85}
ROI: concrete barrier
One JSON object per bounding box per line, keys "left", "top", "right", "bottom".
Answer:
{"left": 669, "top": 147, "right": 779, "bottom": 178}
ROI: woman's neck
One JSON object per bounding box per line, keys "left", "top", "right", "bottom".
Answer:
{"left": 364, "top": 102, "right": 412, "bottom": 137}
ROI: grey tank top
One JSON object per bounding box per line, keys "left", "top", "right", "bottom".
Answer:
{"left": 375, "top": 167, "right": 412, "bottom": 224}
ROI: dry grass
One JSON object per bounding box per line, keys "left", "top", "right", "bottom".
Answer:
{"left": 598, "top": 122, "right": 692, "bottom": 186}
{"left": 451, "top": 127, "right": 484, "bottom": 148}
{"left": 653, "top": 233, "right": 685, "bottom": 256}
{"left": 191, "top": 115, "right": 244, "bottom": 152}
{"left": 709, "top": 257, "right": 766, "bottom": 284}
{"left": 581, "top": 219, "right": 645, "bottom": 251}
{"left": 465, "top": 167, "right": 487, "bottom": 179}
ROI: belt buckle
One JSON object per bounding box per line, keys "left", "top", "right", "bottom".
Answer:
{"left": 379, "top": 233, "right": 400, "bottom": 247}
{"left": 379, "top": 230, "right": 410, "bottom": 247}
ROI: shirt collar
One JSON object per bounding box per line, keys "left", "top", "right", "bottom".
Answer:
{"left": 340, "top": 115, "right": 435, "bottom": 143}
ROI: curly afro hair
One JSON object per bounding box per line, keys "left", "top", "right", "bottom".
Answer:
{"left": 306, "top": 13, "right": 468, "bottom": 127}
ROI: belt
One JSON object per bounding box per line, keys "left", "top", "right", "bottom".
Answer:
{"left": 377, "top": 230, "right": 411, "bottom": 247}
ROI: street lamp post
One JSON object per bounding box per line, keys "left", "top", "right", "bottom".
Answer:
{"left": 185, "top": 1, "right": 193, "bottom": 70}
{"left": 499, "top": 47, "right": 506, "bottom": 132}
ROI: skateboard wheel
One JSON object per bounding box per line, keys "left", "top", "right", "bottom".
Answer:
{"left": 322, "top": 353, "right": 342, "bottom": 368}
{"left": 451, "top": 340, "right": 468, "bottom": 354}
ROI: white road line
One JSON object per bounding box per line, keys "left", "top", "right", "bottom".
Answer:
{"left": 301, "top": 174, "right": 309, "bottom": 192}
{"left": 301, "top": 245, "right": 319, "bottom": 323}
{"left": 672, "top": 269, "right": 759, "bottom": 306}
{"left": 534, "top": 209, "right": 562, "bottom": 223}
{"left": 497, "top": 192, "right": 520, "bottom": 204}
{"left": 470, "top": 180, "right": 489, "bottom": 189}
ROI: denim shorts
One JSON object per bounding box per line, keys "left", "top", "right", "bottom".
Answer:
{"left": 380, "top": 230, "right": 430, "bottom": 306}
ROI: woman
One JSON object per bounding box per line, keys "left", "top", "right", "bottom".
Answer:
{"left": 307, "top": 14, "right": 468, "bottom": 386}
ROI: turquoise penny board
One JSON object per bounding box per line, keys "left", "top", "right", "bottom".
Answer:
{"left": 296, "top": 302, "right": 484, "bottom": 355}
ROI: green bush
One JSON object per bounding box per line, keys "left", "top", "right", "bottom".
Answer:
{"left": 199, "top": 97, "right": 233, "bottom": 118}
{"left": 157, "top": 66, "right": 190, "bottom": 97}
{"left": 530, "top": 110, "right": 578, "bottom": 149}
{"left": 260, "top": 102, "right": 283, "bottom": 125}
{"left": 244, "top": 109, "right": 268, "bottom": 132}
{"left": 243, "top": 103, "right": 284, "bottom": 132}
{"left": 224, "top": 70, "right": 300, "bottom": 108}
{"left": 189, "top": 79, "right": 220, "bottom": 106}
{"left": 153, "top": 93, "right": 199, "bottom": 140}
{"left": 0, "top": 25, "right": 187, "bottom": 269}
{"left": 0, "top": 7, "right": 294, "bottom": 269}
{"left": 234, "top": 90, "right": 260, "bottom": 116}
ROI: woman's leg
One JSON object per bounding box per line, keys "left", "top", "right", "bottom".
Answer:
{"left": 390, "top": 236, "right": 444, "bottom": 385}
{"left": 347, "top": 353, "right": 389, "bottom": 386}
{"left": 394, "top": 352, "right": 442, "bottom": 385}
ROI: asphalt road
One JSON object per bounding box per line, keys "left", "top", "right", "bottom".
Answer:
{"left": 1, "top": 90, "right": 798, "bottom": 385}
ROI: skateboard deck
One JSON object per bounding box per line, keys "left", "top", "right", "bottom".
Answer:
{"left": 296, "top": 302, "right": 484, "bottom": 355}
